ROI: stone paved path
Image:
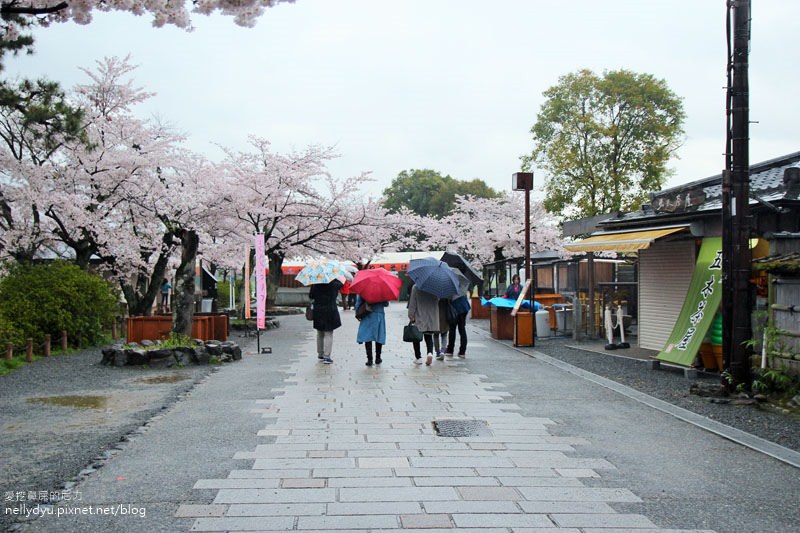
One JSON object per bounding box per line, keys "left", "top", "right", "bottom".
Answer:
{"left": 179, "top": 305, "right": 713, "bottom": 532}
{"left": 17, "top": 304, "right": 799, "bottom": 532}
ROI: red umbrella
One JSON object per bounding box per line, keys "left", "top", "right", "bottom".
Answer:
{"left": 350, "top": 268, "right": 402, "bottom": 303}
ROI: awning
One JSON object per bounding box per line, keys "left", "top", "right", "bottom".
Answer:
{"left": 564, "top": 226, "right": 688, "bottom": 253}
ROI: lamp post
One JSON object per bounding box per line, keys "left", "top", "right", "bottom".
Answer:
{"left": 513, "top": 172, "right": 535, "bottom": 346}
{"left": 513, "top": 172, "right": 533, "bottom": 288}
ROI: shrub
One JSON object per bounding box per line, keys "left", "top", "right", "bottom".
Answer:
{"left": 0, "top": 313, "right": 25, "bottom": 351}
{"left": 0, "top": 261, "right": 119, "bottom": 348}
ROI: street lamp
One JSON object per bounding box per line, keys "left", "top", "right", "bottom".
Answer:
{"left": 512, "top": 172, "right": 533, "bottom": 288}
{"left": 512, "top": 172, "right": 534, "bottom": 346}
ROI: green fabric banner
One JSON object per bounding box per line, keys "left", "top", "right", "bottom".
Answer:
{"left": 656, "top": 237, "right": 723, "bottom": 366}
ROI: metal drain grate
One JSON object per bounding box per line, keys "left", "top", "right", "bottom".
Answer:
{"left": 433, "top": 419, "right": 493, "bottom": 437}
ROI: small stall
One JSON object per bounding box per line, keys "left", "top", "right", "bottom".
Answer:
{"left": 490, "top": 306, "right": 515, "bottom": 340}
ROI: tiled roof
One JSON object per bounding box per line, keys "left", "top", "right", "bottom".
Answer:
{"left": 602, "top": 151, "right": 800, "bottom": 227}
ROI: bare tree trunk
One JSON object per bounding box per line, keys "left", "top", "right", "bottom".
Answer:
{"left": 119, "top": 234, "right": 176, "bottom": 316}
{"left": 172, "top": 229, "right": 199, "bottom": 337}
{"left": 267, "top": 252, "right": 285, "bottom": 309}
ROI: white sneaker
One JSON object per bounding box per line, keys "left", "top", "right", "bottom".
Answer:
{"left": 413, "top": 358, "right": 423, "bottom": 365}
{"left": 425, "top": 354, "right": 433, "bottom": 366}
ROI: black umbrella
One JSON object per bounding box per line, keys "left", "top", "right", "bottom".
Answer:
{"left": 440, "top": 251, "right": 483, "bottom": 284}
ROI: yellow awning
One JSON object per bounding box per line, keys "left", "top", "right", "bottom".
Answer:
{"left": 564, "top": 226, "right": 688, "bottom": 253}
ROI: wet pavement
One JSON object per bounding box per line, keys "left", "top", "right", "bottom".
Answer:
{"left": 11, "top": 304, "right": 800, "bottom": 532}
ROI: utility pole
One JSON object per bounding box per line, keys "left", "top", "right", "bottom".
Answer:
{"left": 722, "top": 0, "right": 752, "bottom": 386}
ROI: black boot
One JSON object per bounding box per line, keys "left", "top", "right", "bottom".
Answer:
{"left": 365, "top": 343, "right": 373, "bottom": 366}
{"left": 365, "top": 356, "right": 373, "bottom": 366}
{"left": 375, "top": 344, "right": 382, "bottom": 365}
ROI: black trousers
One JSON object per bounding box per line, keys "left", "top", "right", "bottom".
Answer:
{"left": 365, "top": 342, "right": 382, "bottom": 358}
{"left": 446, "top": 312, "right": 468, "bottom": 354}
{"left": 412, "top": 334, "right": 434, "bottom": 358}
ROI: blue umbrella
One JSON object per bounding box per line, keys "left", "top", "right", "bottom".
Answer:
{"left": 408, "top": 257, "right": 461, "bottom": 298}
{"left": 481, "top": 296, "right": 540, "bottom": 311}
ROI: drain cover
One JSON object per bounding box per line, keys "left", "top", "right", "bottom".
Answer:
{"left": 433, "top": 419, "right": 493, "bottom": 437}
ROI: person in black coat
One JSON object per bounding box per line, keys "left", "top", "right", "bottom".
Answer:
{"left": 309, "top": 279, "right": 343, "bottom": 364}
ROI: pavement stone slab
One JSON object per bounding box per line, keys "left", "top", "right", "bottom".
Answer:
{"left": 21, "top": 307, "right": 785, "bottom": 531}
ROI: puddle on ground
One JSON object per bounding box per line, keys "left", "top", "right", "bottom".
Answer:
{"left": 27, "top": 395, "right": 108, "bottom": 409}
{"left": 132, "top": 373, "right": 189, "bottom": 385}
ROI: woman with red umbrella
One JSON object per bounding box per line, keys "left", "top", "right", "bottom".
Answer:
{"left": 354, "top": 294, "right": 387, "bottom": 366}
{"left": 349, "top": 268, "right": 401, "bottom": 366}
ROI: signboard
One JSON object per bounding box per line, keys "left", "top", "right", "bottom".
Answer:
{"left": 510, "top": 279, "right": 532, "bottom": 317}
{"left": 657, "top": 237, "right": 723, "bottom": 366}
{"left": 652, "top": 189, "right": 706, "bottom": 214}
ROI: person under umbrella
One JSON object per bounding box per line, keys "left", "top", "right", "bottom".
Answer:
{"left": 296, "top": 258, "right": 351, "bottom": 365}
{"left": 434, "top": 298, "right": 450, "bottom": 360}
{"left": 407, "top": 257, "right": 461, "bottom": 299}
{"left": 438, "top": 267, "right": 469, "bottom": 360}
{"left": 406, "top": 282, "right": 440, "bottom": 366}
{"left": 308, "top": 279, "right": 343, "bottom": 364}
{"left": 349, "top": 268, "right": 402, "bottom": 303}
{"left": 445, "top": 291, "right": 471, "bottom": 359}
{"left": 354, "top": 294, "right": 387, "bottom": 366}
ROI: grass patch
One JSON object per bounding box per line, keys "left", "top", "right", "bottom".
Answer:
{"left": 0, "top": 348, "right": 77, "bottom": 376}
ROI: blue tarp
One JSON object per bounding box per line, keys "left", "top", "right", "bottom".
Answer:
{"left": 481, "top": 297, "right": 541, "bottom": 311}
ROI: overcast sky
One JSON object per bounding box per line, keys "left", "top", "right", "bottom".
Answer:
{"left": 7, "top": 0, "right": 799, "bottom": 199}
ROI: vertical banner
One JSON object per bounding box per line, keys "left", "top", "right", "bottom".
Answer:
{"left": 255, "top": 234, "right": 266, "bottom": 330}
{"left": 657, "top": 237, "right": 723, "bottom": 366}
{"left": 244, "top": 249, "right": 251, "bottom": 320}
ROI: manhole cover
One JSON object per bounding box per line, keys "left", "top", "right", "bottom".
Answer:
{"left": 433, "top": 419, "right": 493, "bottom": 437}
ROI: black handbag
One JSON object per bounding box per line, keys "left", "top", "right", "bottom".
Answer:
{"left": 403, "top": 322, "right": 423, "bottom": 343}
{"left": 305, "top": 305, "right": 314, "bottom": 321}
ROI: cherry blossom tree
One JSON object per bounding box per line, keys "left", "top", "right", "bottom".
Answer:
{"left": 0, "top": 55, "right": 225, "bottom": 328}
{"left": 0, "top": 77, "right": 85, "bottom": 261}
{"left": 420, "top": 192, "right": 565, "bottom": 268}
{"left": 1, "top": 0, "right": 295, "bottom": 42}
{"left": 41, "top": 57, "right": 194, "bottom": 318}
{"left": 214, "top": 136, "right": 392, "bottom": 307}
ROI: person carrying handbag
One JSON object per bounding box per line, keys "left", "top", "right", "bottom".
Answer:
{"left": 406, "top": 283, "right": 439, "bottom": 366}
{"left": 354, "top": 295, "right": 387, "bottom": 366}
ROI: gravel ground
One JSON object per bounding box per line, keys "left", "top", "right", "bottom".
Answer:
{"left": 0, "top": 348, "right": 216, "bottom": 532}
{"left": 2, "top": 328, "right": 798, "bottom": 531}
{"left": 530, "top": 337, "right": 800, "bottom": 453}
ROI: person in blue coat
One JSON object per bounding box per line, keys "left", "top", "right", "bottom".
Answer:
{"left": 354, "top": 294, "right": 388, "bottom": 366}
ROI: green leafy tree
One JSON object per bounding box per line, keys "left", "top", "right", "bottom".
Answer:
{"left": 0, "top": 261, "right": 119, "bottom": 347}
{"left": 382, "top": 169, "right": 498, "bottom": 218}
{"left": 521, "top": 69, "right": 685, "bottom": 220}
